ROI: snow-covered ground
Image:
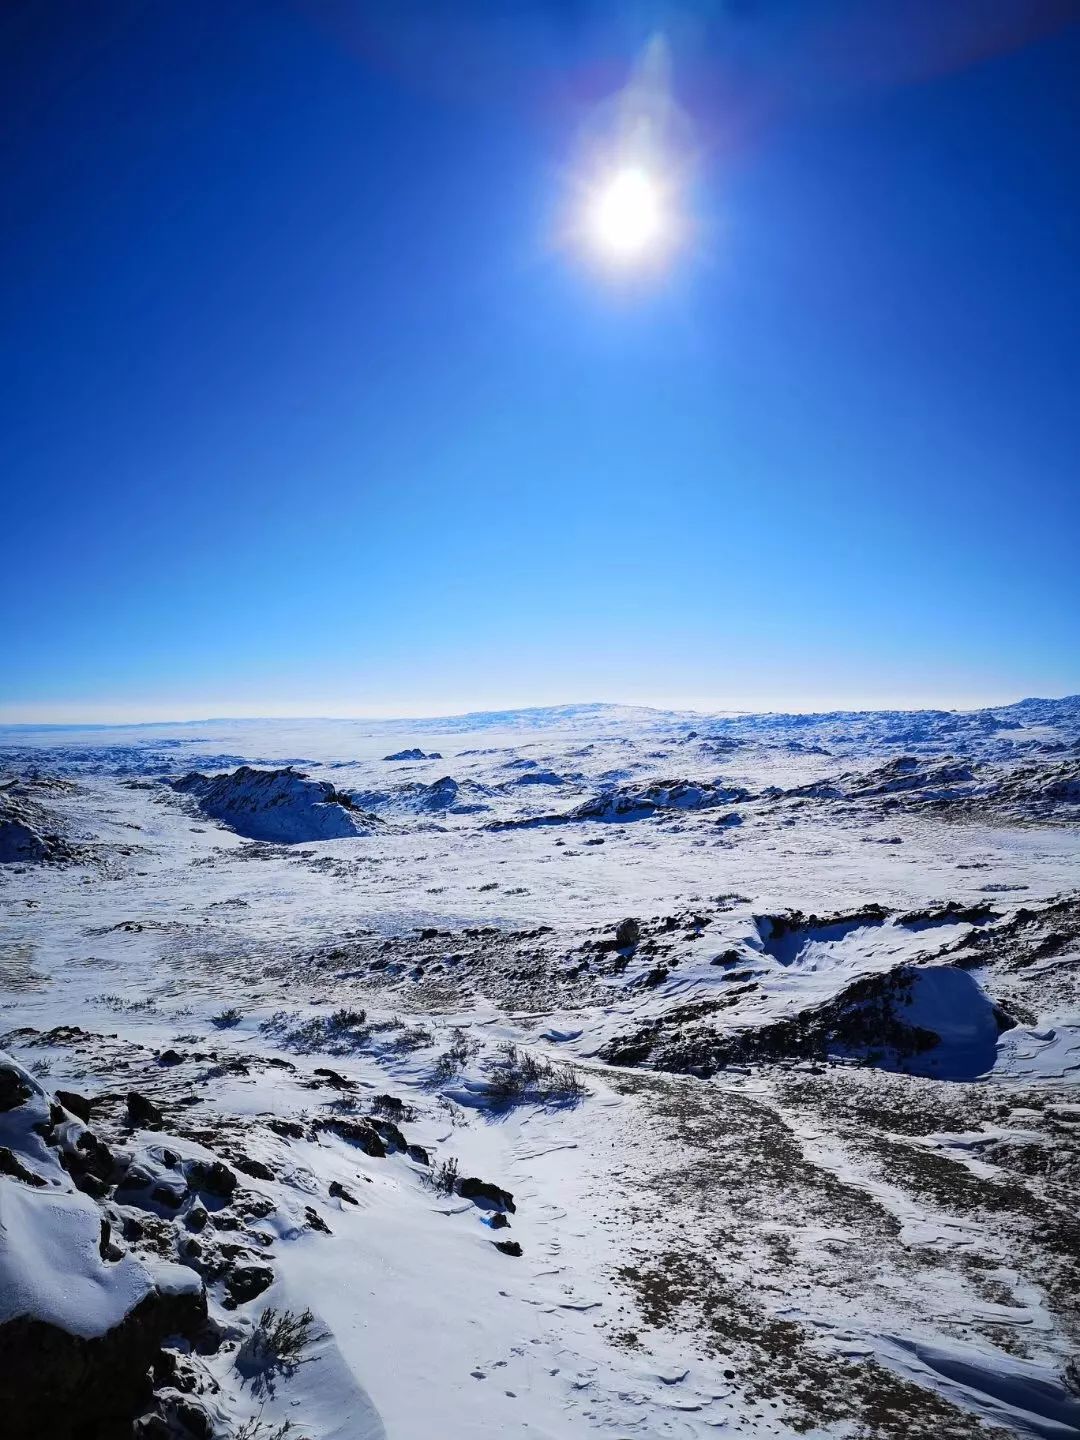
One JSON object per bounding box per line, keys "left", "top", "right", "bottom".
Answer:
{"left": 1, "top": 700, "right": 1078, "bottom": 1439}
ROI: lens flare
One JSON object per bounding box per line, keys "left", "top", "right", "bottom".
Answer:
{"left": 563, "top": 35, "right": 694, "bottom": 276}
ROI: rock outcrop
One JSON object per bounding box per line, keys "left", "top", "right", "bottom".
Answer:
{"left": 171, "top": 765, "right": 378, "bottom": 842}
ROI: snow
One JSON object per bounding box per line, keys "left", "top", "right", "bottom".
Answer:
{"left": 1, "top": 698, "right": 1079, "bottom": 1438}
{"left": 0, "top": 1053, "right": 199, "bottom": 1340}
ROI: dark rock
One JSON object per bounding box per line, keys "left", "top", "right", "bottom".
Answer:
{"left": 157, "top": 1050, "right": 184, "bottom": 1067}
{"left": 224, "top": 1265, "right": 274, "bottom": 1307}
{"left": 62, "top": 1131, "right": 117, "bottom": 1198}
{"left": 126, "top": 1092, "right": 164, "bottom": 1129}
{"left": 318, "top": 1118, "right": 386, "bottom": 1158}
{"left": 0, "top": 1145, "right": 45, "bottom": 1187}
{"left": 489, "top": 1212, "right": 510, "bottom": 1230}
{"left": 494, "top": 1240, "right": 522, "bottom": 1256}
{"left": 184, "top": 1204, "right": 209, "bottom": 1232}
{"left": 457, "top": 1176, "right": 516, "bottom": 1213}
{"left": 151, "top": 1183, "right": 184, "bottom": 1210}
{"left": 231, "top": 1154, "right": 274, "bottom": 1181}
{"left": 0, "top": 1065, "right": 31, "bottom": 1111}
{"left": 328, "top": 1180, "right": 358, "bottom": 1204}
{"left": 135, "top": 1415, "right": 172, "bottom": 1440}
{"left": 267, "top": 1118, "right": 305, "bottom": 1140}
{"left": 371, "top": 1118, "right": 407, "bottom": 1152}
{"left": 55, "top": 1089, "right": 92, "bottom": 1122}
{"left": 171, "top": 1398, "right": 214, "bottom": 1440}
{"left": 407, "top": 1144, "right": 430, "bottom": 1165}
{"left": 0, "top": 1281, "right": 206, "bottom": 1440}
{"left": 185, "top": 1159, "right": 237, "bottom": 1197}
{"left": 615, "top": 917, "right": 640, "bottom": 950}
{"left": 305, "top": 1205, "right": 332, "bottom": 1234}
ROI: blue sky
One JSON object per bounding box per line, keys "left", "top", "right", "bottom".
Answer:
{"left": 3, "top": 1, "right": 1078, "bottom": 721}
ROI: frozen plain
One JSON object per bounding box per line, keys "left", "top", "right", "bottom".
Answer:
{"left": 1, "top": 699, "right": 1078, "bottom": 1440}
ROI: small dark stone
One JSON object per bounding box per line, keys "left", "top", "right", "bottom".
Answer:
{"left": 615, "top": 917, "right": 640, "bottom": 950}
{"left": 127, "top": 1092, "right": 164, "bottom": 1129}
{"left": 329, "top": 1180, "right": 358, "bottom": 1204}
{"left": 494, "top": 1240, "right": 522, "bottom": 1257}
{"left": 489, "top": 1212, "right": 510, "bottom": 1230}
{"left": 184, "top": 1204, "right": 208, "bottom": 1232}
{"left": 157, "top": 1049, "right": 184, "bottom": 1067}
{"left": 406, "top": 1144, "right": 430, "bottom": 1165}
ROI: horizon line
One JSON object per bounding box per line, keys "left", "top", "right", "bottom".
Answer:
{"left": 1, "top": 690, "right": 1077, "bottom": 730}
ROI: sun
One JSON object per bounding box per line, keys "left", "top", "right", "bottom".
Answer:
{"left": 587, "top": 166, "right": 667, "bottom": 263}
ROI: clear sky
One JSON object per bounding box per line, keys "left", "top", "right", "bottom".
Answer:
{"left": 3, "top": 1, "right": 1078, "bottom": 722}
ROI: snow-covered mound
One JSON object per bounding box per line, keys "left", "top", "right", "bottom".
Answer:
{"left": 350, "top": 775, "right": 489, "bottom": 815}
{"left": 171, "top": 766, "right": 376, "bottom": 842}
{"left": 383, "top": 748, "right": 442, "bottom": 761}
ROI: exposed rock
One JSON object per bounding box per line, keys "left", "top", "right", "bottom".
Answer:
{"left": 0, "top": 1065, "right": 31, "bottom": 1111}
{"left": 615, "top": 917, "right": 641, "bottom": 950}
{"left": 0, "top": 1282, "right": 206, "bottom": 1440}
{"left": 55, "top": 1090, "right": 92, "bottom": 1122}
{"left": 126, "top": 1092, "right": 164, "bottom": 1129}
{"left": 184, "top": 1159, "right": 237, "bottom": 1197}
{"left": 0, "top": 1145, "right": 46, "bottom": 1186}
{"left": 317, "top": 1117, "right": 387, "bottom": 1157}
{"left": 457, "top": 1176, "right": 516, "bottom": 1213}
{"left": 494, "top": 1239, "right": 523, "bottom": 1257}
{"left": 224, "top": 1264, "right": 274, "bottom": 1307}
{"left": 171, "top": 766, "right": 378, "bottom": 843}
{"left": 231, "top": 1154, "right": 274, "bottom": 1181}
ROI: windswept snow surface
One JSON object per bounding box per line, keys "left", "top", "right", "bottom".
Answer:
{"left": 2, "top": 700, "right": 1079, "bottom": 1439}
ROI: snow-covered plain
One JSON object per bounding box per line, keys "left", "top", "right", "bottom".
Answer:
{"left": 1, "top": 699, "right": 1078, "bottom": 1439}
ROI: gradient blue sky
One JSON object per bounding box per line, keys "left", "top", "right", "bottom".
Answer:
{"left": 3, "top": 1, "right": 1078, "bottom": 722}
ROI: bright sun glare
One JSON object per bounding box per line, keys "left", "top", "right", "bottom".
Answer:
{"left": 588, "top": 166, "right": 666, "bottom": 262}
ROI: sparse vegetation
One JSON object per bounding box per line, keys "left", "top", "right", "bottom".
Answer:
{"left": 232, "top": 1415, "right": 306, "bottom": 1440}
{"left": 430, "top": 1156, "right": 460, "bottom": 1194}
{"left": 237, "top": 1306, "right": 322, "bottom": 1376}
{"left": 212, "top": 1006, "right": 243, "bottom": 1028}
{"left": 96, "top": 993, "right": 158, "bottom": 1014}
{"left": 484, "top": 1042, "right": 587, "bottom": 1107}
{"left": 260, "top": 1008, "right": 369, "bottom": 1055}
{"left": 430, "top": 1027, "right": 479, "bottom": 1082}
